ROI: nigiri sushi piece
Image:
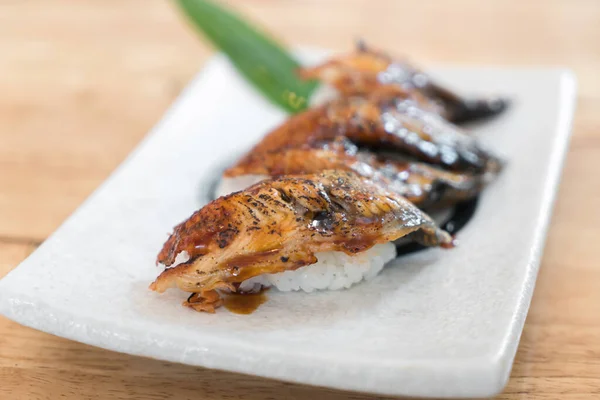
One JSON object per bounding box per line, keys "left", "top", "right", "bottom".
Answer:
{"left": 300, "top": 41, "right": 508, "bottom": 123}
{"left": 238, "top": 94, "right": 503, "bottom": 174}
{"left": 151, "top": 170, "right": 453, "bottom": 312}
{"left": 218, "top": 139, "right": 487, "bottom": 209}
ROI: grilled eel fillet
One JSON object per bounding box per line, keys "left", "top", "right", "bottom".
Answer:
{"left": 151, "top": 170, "right": 453, "bottom": 312}
{"left": 225, "top": 139, "right": 486, "bottom": 209}
{"left": 300, "top": 42, "right": 508, "bottom": 123}
{"left": 239, "top": 94, "right": 503, "bottom": 174}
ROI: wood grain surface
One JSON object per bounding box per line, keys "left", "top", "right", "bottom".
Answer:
{"left": 1, "top": 0, "right": 599, "bottom": 398}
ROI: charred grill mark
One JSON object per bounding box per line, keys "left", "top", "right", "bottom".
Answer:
{"left": 329, "top": 198, "right": 347, "bottom": 212}
{"left": 251, "top": 199, "right": 271, "bottom": 216}
{"left": 263, "top": 193, "right": 287, "bottom": 209}
{"left": 239, "top": 201, "right": 260, "bottom": 223}
{"left": 275, "top": 188, "right": 292, "bottom": 203}
{"left": 216, "top": 227, "right": 239, "bottom": 249}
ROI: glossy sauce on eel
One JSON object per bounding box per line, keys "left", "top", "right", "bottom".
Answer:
{"left": 150, "top": 171, "right": 454, "bottom": 312}
{"left": 220, "top": 139, "right": 488, "bottom": 209}
{"left": 239, "top": 94, "right": 503, "bottom": 175}
{"left": 300, "top": 42, "right": 509, "bottom": 123}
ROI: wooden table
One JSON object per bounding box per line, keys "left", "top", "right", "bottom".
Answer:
{"left": 1, "top": 1, "right": 599, "bottom": 398}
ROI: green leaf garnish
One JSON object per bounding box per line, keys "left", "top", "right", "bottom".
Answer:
{"left": 176, "top": 0, "right": 318, "bottom": 113}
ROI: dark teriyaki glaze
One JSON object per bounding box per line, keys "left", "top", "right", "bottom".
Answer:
{"left": 223, "top": 292, "right": 268, "bottom": 314}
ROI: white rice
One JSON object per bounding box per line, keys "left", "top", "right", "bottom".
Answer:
{"left": 239, "top": 243, "right": 396, "bottom": 293}
{"left": 215, "top": 174, "right": 268, "bottom": 198}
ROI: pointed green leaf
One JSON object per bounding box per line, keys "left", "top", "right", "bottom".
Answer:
{"left": 176, "top": 0, "right": 318, "bottom": 113}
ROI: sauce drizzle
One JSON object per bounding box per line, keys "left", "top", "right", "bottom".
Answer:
{"left": 223, "top": 292, "right": 268, "bottom": 315}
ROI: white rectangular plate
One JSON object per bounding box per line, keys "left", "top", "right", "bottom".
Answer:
{"left": 0, "top": 50, "right": 576, "bottom": 398}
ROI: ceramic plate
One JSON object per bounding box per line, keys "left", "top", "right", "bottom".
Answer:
{"left": 0, "top": 50, "right": 576, "bottom": 398}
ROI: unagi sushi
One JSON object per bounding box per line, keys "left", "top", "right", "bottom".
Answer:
{"left": 236, "top": 94, "right": 503, "bottom": 174}
{"left": 151, "top": 171, "right": 453, "bottom": 312}
{"left": 300, "top": 42, "right": 508, "bottom": 123}
{"left": 218, "top": 139, "right": 487, "bottom": 209}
